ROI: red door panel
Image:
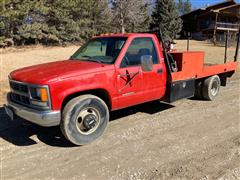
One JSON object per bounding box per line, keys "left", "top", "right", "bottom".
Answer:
{"left": 116, "top": 66, "right": 144, "bottom": 108}
{"left": 114, "top": 35, "right": 167, "bottom": 110}
{"left": 141, "top": 62, "right": 166, "bottom": 99}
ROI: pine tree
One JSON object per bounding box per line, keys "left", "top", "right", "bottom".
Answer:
{"left": 111, "top": 0, "right": 150, "bottom": 33}
{"left": 89, "top": 0, "right": 113, "bottom": 35}
{"left": 177, "top": 0, "right": 192, "bottom": 15}
{"left": 0, "top": 0, "right": 51, "bottom": 45}
{"left": 46, "top": 0, "right": 112, "bottom": 43}
{"left": 177, "top": 0, "right": 184, "bottom": 15}
{"left": 150, "top": 0, "right": 182, "bottom": 41}
{"left": 0, "top": 0, "right": 114, "bottom": 46}
{"left": 184, "top": 0, "right": 192, "bottom": 14}
{"left": 16, "top": 0, "right": 50, "bottom": 45}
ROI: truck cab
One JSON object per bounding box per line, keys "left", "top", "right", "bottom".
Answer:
{"left": 4, "top": 32, "right": 239, "bottom": 145}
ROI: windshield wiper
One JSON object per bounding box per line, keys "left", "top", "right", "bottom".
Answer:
{"left": 82, "top": 55, "right": 92, "bottom": 58}
{"left": 70, "top": 55, "right": 103, "bottom": 64}
{"left": 83, "top": 59, "right": 103, "bottom": 64}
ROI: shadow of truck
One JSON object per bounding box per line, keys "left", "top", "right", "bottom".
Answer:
{"left": 0, "top": 100, "right": 174, "bottom": 147}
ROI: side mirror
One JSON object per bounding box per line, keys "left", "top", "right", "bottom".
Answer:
{"left": 141, "top": 55, "right": 153, "bottom": 72}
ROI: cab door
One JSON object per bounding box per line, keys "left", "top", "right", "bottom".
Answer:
{"left": 140, "top": 38, "right": 166, "bottom": 99}
{"left": 116, "top": 62, "right": 143, "bottom": 109}
{"left": 116, "top": 37, "right": 166, "bottom": 109}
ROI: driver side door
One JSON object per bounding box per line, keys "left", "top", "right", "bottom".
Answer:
{"left": 116, "top": 37, "right": 165, "bottom": 109}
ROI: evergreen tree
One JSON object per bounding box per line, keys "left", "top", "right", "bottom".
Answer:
{"left": 89, "top": 0, "right": 113, "bottom": 35}
{"left": 177, "top": 0, "right": 192, "bottom": 15}
{"left": 46, "top": 0, "right": 93, "bottom": 43}
{"left": 0, "top": 0, "right": 114, "bottom": 45}
{"left": 0, "top": 0, "right": 154, "bottom": 46}
{"left": 15, "top": 0, "right": 50, "bottom": 45}
{"left": 177, "top": 0, "right": 184, "bottom": 15}
{"left": 184, "top": 0, "right": 192, "bottom": 14}
{"left": 111, "top": 0, "right": 150, "bottom": 33}
{"left": 150, "top": 0, "right": 182, "bottom": 41}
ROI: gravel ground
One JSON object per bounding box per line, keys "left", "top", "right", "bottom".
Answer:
{"left": 0, "top": 40, "right": 239, "bottom": 179}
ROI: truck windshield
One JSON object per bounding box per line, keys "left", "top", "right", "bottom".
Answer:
{"left": 70, "top": 37, "right": 127, "bottom": 64}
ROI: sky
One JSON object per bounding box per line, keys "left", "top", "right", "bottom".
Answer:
{"left": 190, "top": 0, "right": 240, "bottom": 9}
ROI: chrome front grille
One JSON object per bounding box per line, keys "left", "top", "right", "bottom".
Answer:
{"left": 10, "top": 93, "right": 30, "bottom": 105}
{"left": 9, "top": 80, "right": 30, "bottom": 106}
{"left": 10, "top": 81, "right": 28, "bottom": 93}
{"left": 8, "top": 78, "right": 51, "bottom": 110}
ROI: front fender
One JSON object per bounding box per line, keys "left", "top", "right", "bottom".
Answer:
{"left": 49, "top": 71, "right": 115, "bottom": 110}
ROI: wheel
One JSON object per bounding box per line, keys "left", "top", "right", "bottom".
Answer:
{"left": 202, "top": 75, "right": 221, "bottom": 101}
{"left": 61, "top": 95, "right": 109, "bottom": 145}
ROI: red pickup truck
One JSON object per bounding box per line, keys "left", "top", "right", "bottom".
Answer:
{"left": 4, "top": 31, "right": 239, "bottom": 145}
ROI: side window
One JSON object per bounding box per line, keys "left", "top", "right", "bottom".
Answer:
{"left": 121, "top": 37, "right": 158, "bottom": 67}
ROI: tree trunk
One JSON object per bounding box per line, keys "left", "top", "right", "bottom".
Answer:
{"left": 121, "top": 24, "right": 125, "bottom": 34}
{"left": 120, "top": 2, "right": 125, "bottom": 33}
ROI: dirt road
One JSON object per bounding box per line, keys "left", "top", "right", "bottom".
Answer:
{"left": 0, "top": 41, "right": 239, "bottom": 179}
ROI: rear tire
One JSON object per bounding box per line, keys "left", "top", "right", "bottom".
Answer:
{"left": 202, "top": 75, "right": 220, "bottom": 101}
{"left": 61, "top": 95, "right": 109, "bottom": 145}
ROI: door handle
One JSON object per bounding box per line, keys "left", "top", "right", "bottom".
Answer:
{"left": 157, "top": 68, "right": 163, "bottom": 74}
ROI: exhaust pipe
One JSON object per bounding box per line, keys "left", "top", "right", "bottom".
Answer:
{"left": 234, "top": 28, "right": 240, "bottom": 62}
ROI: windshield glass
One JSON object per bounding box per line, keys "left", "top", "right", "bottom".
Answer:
{"left": 70, "top": 37, "right": 127, "bottom": 64}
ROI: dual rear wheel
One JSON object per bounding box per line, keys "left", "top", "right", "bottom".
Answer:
{"left": 195, "top": 75, "right": 221, "bottom": 100}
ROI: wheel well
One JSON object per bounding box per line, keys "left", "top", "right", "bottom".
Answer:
{"left": 61, "top": 89, "right": 112, "bottom": 111}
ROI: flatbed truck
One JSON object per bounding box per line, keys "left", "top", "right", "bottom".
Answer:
{"left": 4, "top": 29, "right": 239, "bottom": 145}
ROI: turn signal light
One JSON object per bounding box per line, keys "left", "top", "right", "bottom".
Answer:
{"left": 40, "top": 88, "right": 48, "bottom": 102}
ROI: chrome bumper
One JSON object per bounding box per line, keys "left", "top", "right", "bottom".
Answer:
{"left": 5, "top": 94, "right": 61, "bottom": 127}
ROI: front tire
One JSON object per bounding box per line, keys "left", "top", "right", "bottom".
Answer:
{"left": 61, "top": 95, "right": 109, "bottom": 145}
{"left": 202, "top": 75, "right": 221, "bottom": 101}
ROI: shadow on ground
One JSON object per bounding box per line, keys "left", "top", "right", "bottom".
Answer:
{"left": 0, "top": 101, "right": 174, "bottom": 147}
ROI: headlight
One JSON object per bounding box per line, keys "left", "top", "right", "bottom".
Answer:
{"left": 29, "top": 86, "right": 49, "bottom": 107}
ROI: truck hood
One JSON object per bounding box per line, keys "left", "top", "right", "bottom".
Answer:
{"left": 10, "top": 60, "right": 113, "bottom": 85}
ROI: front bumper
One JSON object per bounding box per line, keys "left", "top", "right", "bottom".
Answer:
{"left": 5, "top": 94, "right": 61, "bottom": 127}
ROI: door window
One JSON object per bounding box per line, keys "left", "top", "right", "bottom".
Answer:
{"left": 121, "top": 37, "right": 158, "bottom": 67}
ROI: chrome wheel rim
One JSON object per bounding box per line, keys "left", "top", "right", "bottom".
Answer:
{"left": 75, "top": 107, "right": 100, "bottom": 135}
{"left": 211, "top": 81, "right": 219, "bottom": 96}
